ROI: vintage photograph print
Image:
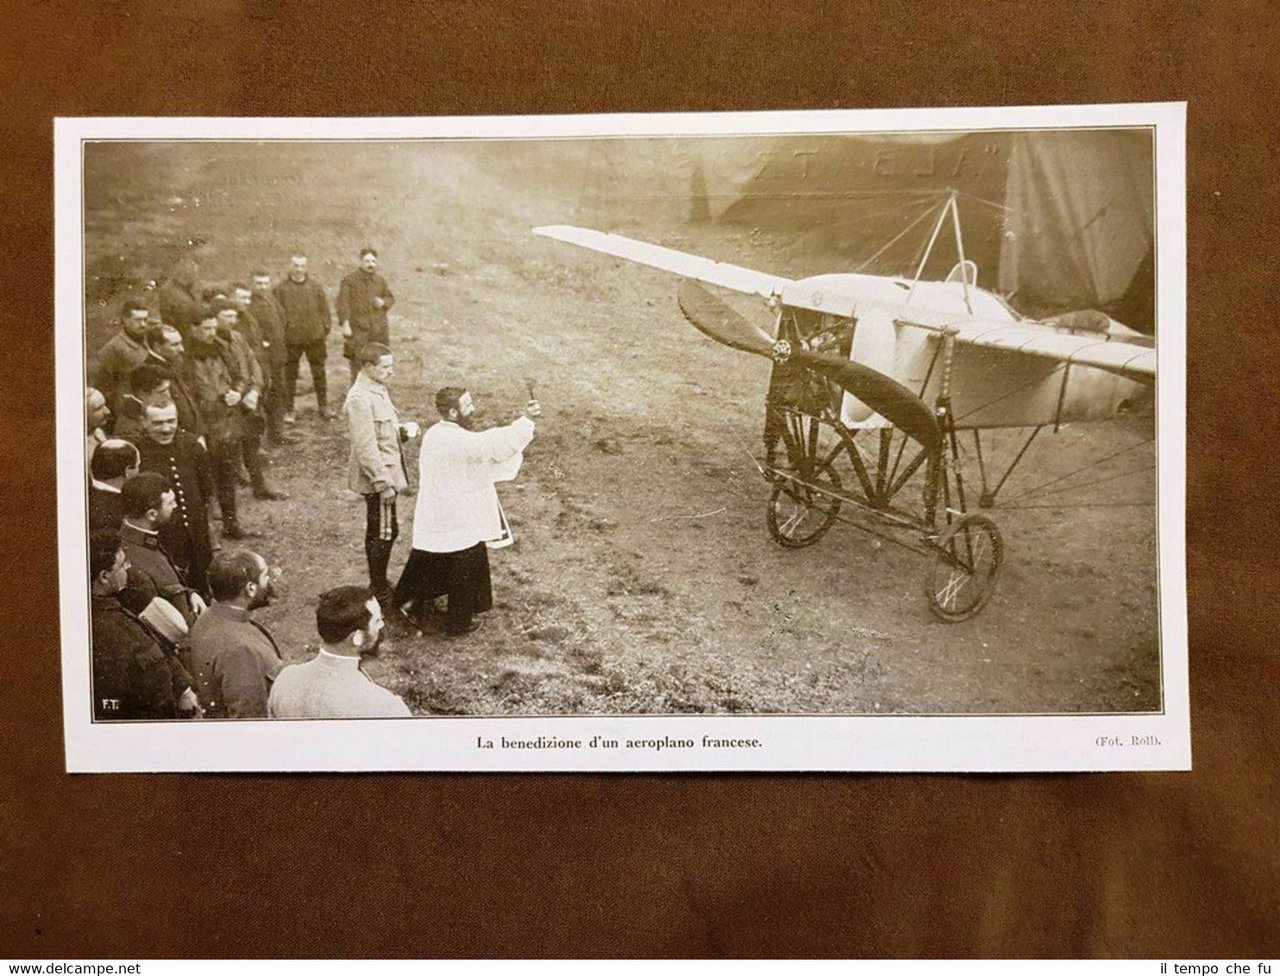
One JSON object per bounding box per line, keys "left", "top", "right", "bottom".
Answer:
{"left": 56, "top": 106, "right": 1187, "bottom": 771}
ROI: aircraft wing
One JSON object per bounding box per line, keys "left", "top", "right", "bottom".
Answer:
{"left": 533, "top": 224, "right": 1155, "bottom": 382}
{"left": 908, "top": 316, "right": 1157, "bottom": 383}
{"left": 778, "top": 283, "right": 1156, "bottom": 383}
{"left": 533, "top": 225, "right": 791, "bottom": 299}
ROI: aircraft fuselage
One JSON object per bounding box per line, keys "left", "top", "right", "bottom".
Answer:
{"left": 781, "top": 273, "right": 1146, "bottom": 430}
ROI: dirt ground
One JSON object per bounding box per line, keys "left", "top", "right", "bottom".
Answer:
{"left": 81, "top": 139, "right": 1160, "bottom": 716}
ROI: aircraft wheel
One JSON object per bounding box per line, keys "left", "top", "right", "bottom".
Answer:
{"left": 766, "top": 463, "right": 842, "bottom": 549}
{"left": 926, "top": 514, "right": 1003, "bottom": 622}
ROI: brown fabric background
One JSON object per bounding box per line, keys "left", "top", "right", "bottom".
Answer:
{"left": 2, "top": 0, "right": 1277, "bottom": 958}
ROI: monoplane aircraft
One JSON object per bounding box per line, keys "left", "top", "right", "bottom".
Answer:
{"left": 534, "top": 192, "right": 1156, "bottom": 621}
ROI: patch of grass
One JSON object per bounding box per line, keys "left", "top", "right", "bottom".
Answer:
{"left": 605, "top": 562, "right": 670, "bottom": 598}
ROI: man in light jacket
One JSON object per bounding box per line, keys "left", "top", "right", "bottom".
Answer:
{"left": 343, "top": 343, "right": 419, "bottom": 609}
{"left": 268, "top": 585, "right": 411, "bottom": 719}
{"left": 395, "top": 386, "right": 539, "bottom": 636}
{"left": 94, "top": 301, "right": 153, "bottom": 416}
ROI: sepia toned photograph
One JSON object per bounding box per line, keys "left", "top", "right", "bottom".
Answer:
{"left": 55, "top": 107, "right": 1187, "bottom": 771}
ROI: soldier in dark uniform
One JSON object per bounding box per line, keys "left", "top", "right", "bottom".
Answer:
{"left": 135, "top": 401, "right": 216, "bottom": 596}
{"left": 143, "top": 325, "right": 203, "bottom": 438}
{"left": 249, "top": 271, "right": 293, "bottom": 445}
{"left": 337, "top": 247, "right": 396, "bottom": 385}
{"left": 228, "top": 289, "right": 287, "bottom": 499}
{"left": 158, "top": 257, "right": 204, "bottom": 341}
{"left": 89, "top": 529, "right": 198, "bottom": 721}
{"left": 112, "top": 363, "right": 173, "bottom": 445}
{"left": 118, "top": 471, "right": 207, "bottom": 624}
{"left": 187, "top": 310, "right": 258, "bottom": 539}
{"left": 89, "top": 439, "right": 140, "bottom": 532}
{"left": 274, "top": 253, "right": 334, "bottom": 422}
{"left": 214, "top": 299, "right": 284, "bottom": 502}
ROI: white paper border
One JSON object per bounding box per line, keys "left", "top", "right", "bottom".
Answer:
{"left": 56, "top": 104, "right": 1188, "bottom": 772}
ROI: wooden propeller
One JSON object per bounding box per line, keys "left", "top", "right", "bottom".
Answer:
{"left": 677, "top": 279, "right": 941, "bottom": 453}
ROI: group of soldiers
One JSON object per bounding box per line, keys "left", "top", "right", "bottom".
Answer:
{"left": 91, "top": 249, "right": 396, "bottom": 539}
{"left": 86, "top": 247, "right": 409, "bottom": 721}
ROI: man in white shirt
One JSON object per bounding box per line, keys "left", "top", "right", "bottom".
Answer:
{"left": 268, "top": 585, "right": 411, "bottom": 718}
{"left": 394, "top": 386, "right": 540, "bottom": 636}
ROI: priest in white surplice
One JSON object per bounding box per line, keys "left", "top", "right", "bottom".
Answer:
{"left": 394, "top": 386, "right": 540, "bottom": 635}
